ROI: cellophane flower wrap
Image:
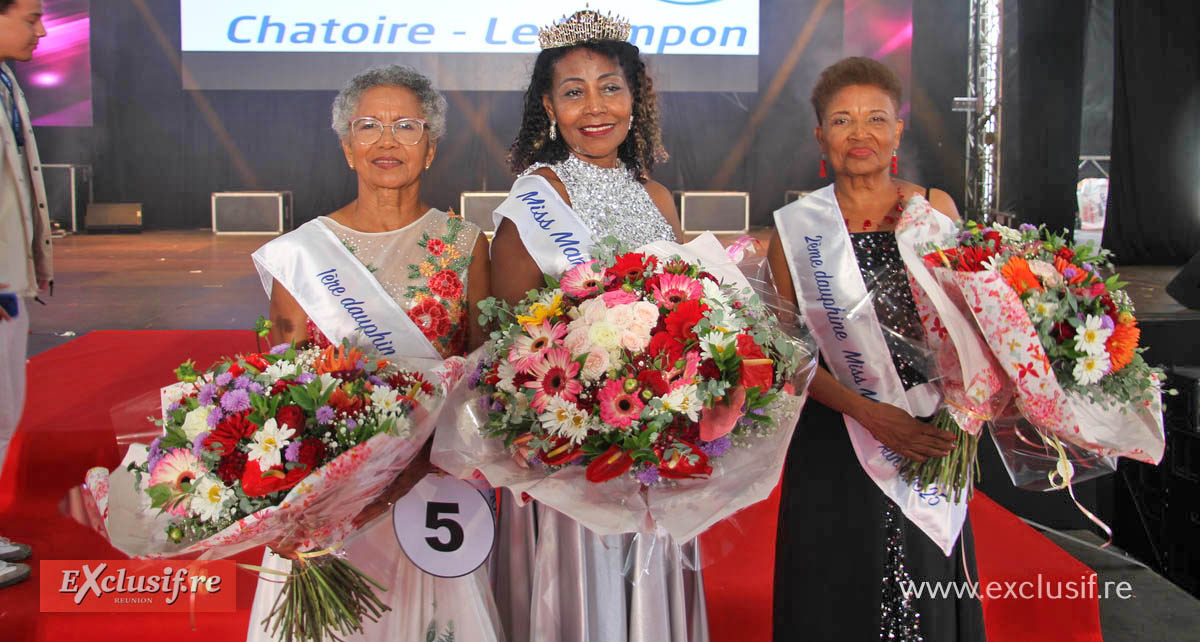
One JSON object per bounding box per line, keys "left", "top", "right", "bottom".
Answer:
{"left": 84, "top": 339, "right": 450, "bottom": 641}
{"left": 898, "top": 206, "right": 1166, "bottom": 480}
{"left": 432, "top": 233, "right": 817, "bottom": 542}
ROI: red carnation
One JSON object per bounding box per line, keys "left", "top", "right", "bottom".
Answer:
{"left": 216, "top": 450, "right": 248, "bottom": 485}
{"left": 275, "top": 405, "right": 306, "bottom": 434}
{"left": 637, "top": 370, "right": 670, "bottom": 396}
{"left": 408, "top": 298, "right": 451, "bottom": 342}
{"left": 241, "top": 460, "right": 308, "bottom": 497}
{"left": 228, "top": 363, "right": 245, "bottom": 379}
{"left": 698, "top": 271, "right": 719, "bottom": 283}
{"left": 665, "top": 299, "right": 707, "bottom": 341}
{"left": 1055, "top": 247, "right": 1075, "bottom": 262}
{"left": 242, "top": 353, "right": 270, "bottom": 371}
{"left": 735, "top": 334, "right": 774, "bottom": 390}
{"left": 204, "top": 412, "right": 257, "bottom": 456}
{"left": 1089, "top": 281, "right": 1107, "bottom": 298}
{"left": 429, "top": 270, "right": 464, "bottom": 300}
{"left": 607, "top": 253, "right": 657, "bottom": 282}
{"left": 699, "top": 358, "right": 722, "bottom": 380}
{"left": 426, "top": 238, "right": 446, "bottom": 256}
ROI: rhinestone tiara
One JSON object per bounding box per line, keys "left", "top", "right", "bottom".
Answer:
{"left": 537, "top": 9, "right": 632, "bottom": 50}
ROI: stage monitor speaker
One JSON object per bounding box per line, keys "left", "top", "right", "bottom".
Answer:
{"left": 677, "top": 191, "right": 749, "bottom": 234}
{"left": 86, "top": 202, "right": 142, "bottom": 233}
{"left": 1167, "top": 251, "right": 1200, "bottom": 310}
{"left": 783, "top": 190, "right": 811, "bottom": 205}
{"left": 211, "top": 191, "right": 293, "bottom": 234}
{"left": 459, "top": 191, "right": 508, "bottom": 235}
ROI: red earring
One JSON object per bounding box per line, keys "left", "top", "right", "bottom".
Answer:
{"left": 819, "top": 158, "right": 827, "bottom": 179}
{"left": 891, "top": 154, "right": 899, "bottom": 175}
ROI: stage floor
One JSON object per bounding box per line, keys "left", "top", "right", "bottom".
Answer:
{"left": 18, "top": 228, "right": 1200, "bottom": 640}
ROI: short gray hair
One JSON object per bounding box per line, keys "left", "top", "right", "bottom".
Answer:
{"left": 331, "top": 65, "right": 448, "bottom": 140}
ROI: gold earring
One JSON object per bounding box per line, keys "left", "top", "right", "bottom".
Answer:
{"left": 548, "top": 119, "right": 557, "bottom": 141}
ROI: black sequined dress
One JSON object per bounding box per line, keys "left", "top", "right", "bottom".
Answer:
{"left": 772, "top": 231, "right": 986, "bottom": 641}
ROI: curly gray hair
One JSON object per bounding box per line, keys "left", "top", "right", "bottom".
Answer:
{"left": 330, "top": 65, "right": 448, "bottom": 140}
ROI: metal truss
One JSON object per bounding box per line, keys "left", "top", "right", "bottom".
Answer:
{"left": 962, "top": 0, "right": 1003, "bottom": 223}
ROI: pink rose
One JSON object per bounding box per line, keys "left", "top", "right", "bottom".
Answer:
{"left": 601, "top": 290, "right": 639, "bottom": 307}
{"left": 581, "top": 348, "right": 611, "bottom": 381}
{"left": 632, "top": 302, "right": 660, "bottom": 327}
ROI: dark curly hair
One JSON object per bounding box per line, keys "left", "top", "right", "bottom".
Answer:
{"left": 508, "top": 39, "right": 665, "bottom": 182}
{"left": 810, "top": 56, "right": 903, "bottom": 125}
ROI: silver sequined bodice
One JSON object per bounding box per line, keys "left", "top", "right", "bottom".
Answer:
{"left": 525, "top": 154, "right": 676, "bottom": 247}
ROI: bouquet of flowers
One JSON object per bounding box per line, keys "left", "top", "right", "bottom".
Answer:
{"left": 900, "top": 212, "right": 1165, "bottom": 498}
{"left": 85, "top": 334, "right": 447, "bottom": 642}
{"left": 433, "top": 234, "right": 816, "bottom": 542}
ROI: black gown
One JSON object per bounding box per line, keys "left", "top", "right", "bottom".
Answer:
{"left": 772, "top": 231, "right": 987, "bottom": 641}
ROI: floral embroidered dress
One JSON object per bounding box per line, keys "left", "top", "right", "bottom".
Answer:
{"left": 303, "top": 208, "right": 479, "bottom": 359}
{"left": 249, "top": 209, "right": 505, "bottom": 642}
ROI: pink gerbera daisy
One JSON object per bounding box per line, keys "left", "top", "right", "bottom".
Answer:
{"left": 148, "top": 448, "right": 206, "bottom": 516}
{"left": 509, "top": 321, "right": 568, "bottom": 374}
{"left": 560, "top": 261, "right": 610, "bottom": 298}
{"left": 652, "top": 273, "right": 703, "bottom": 310}
{"left": 597, "top": 377, "right": 646, "bottom": 429}
{"left": 524, "top": 347, "right": 583, "bottom": 412}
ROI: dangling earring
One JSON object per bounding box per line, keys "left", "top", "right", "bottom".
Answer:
{"left": 548, "top": 119, "right": 557, "bottom": 141}
{"left": 891, "top": 152, "right": 899, "bottom": 175}
{"left": 818, "top": 156, "right": 827, "bottom": 179}
{"left": 628, "top": 114, "right": 634, "bottom": 128}
{"left": 349, "top": 162, "right": 355, "bottom": 170}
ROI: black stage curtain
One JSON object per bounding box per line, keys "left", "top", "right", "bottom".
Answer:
{"left": 1102, "top": 1, "right": 1200, "bottom": 265}
{"left": 1006, "top": 0, "right": 1090, "bottom": 236}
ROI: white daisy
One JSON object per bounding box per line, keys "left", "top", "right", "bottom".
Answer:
{"left": 191, "top": 475, "right": 233, "bottom": 523}
{"left": 700, "top": 331, "right": 737, "bottom": 361}
{"left": 661, "top": 383, "right": 701, "bottom": 422}
{"left": 1025, "top": 296, "right": 1059, "bottom": 322}
{"left": 247, "top": 418, "right": 295, "bottom": 468}
{"left": 1073, "top": 315, "right": 1113, "bottom": 356}
{"left": 1072, "top": 352, "right": 1111, "bottom": 385}
{"left": 496, "top": 360, "right": 518, "bottom": 394}
{"left": 370, "top": 386, "right": 405, "bottom": 416}
{"left": 995, "top": 224, "right": 1022, "bottom": 244}
{"left": 539, "top": 396, "right": 592, "bottom": 444}
{"left": 317, "top": 373, "right": 341, "bottom": 394}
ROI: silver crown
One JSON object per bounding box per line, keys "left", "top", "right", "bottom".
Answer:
{"left": 537, "top": 9, "right": 632, "bottom": 50}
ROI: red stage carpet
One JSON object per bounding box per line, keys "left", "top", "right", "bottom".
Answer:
{"left": 1, "top": 331, "right": 1101, "bottom": 641}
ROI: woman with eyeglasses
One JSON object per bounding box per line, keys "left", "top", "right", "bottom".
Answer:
{"left": 246, "top": 64, "right": 501, "bottom": 642}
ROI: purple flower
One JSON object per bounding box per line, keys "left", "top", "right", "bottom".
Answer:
{"left": 215, "top": 372, "right": 233, "bottom": 387}
{"left": 270, "top": 343, "right": 291, "bottom": 355}
{"left": 245, "top": 382, "right": 264, "bottom": 395}
{"left": 467, "top": 366, "right": 483, "bottom": 390}
{"left": 636, "top": 466, "right": 661, "bottom": 485}
{"left": 221, "top": 389, "right": 251, "bottom": 413}
{"left": 147, "top": 437, "right": 165, "bottom": 471}
{"left": 1082, "top": 262, "right": 1096, "bottom": 273}
{"left": 355, "top": 359, "right": 366, "bottom": 370}
{"left": 166, "top": 401, "right": 181, "bottom": 413}
{"left": 1062, "top": 267, "right": 1079, "bottom": 280}
{"left": 296, "top": 373, "right": 316, "bottom": 384}
{"left": 1100, "top": 315, "right": 1115, "bottom": 330}
{"left": 345, "top": 418, "right": 358, "bottom": 430}
{"left": 369, "top": 375, "right": 385, "bottom": 387}
{"left": 233, "top": 376, "right": 252, "bottom": 390}
{"left": 476, "top": 396, "right": 491, "bottom": 413}
{"left": 284, "top": 441, "right": 302, "bottom": 463}
{"left": 206, "top": 406, "right": 224, "bottom": 427}
{"left": 315, "top": 406, "right": 335, "bottom": 424}
{"left": 1019, "top": 223, "right": 1037, "bottom": 232}
{"left": 192, "top": 432, "right": 210, "bottom": 457}
{"left": 700, "top": 437, "right": 732, "bottom": 458}
{"left": 197, "top": 383, "right": 218, "bottom": 406}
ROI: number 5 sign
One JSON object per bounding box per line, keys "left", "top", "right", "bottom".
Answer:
{"left": 392, "top": 474, "right": 495, "bottom": 578}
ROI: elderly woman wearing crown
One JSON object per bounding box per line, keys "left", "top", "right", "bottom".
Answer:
{"left": 488, "top": 10, "right": 706, "bottom": 642}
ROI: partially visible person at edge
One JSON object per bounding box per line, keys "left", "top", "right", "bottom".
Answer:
{"left": 246, "top": 64, "right": 501, "bottom": 641}
{"left": 0, "top": 0, "right": 48, "bottom": 592}
{"left": 767, "top": 56, "right": 985, "bottom": 641}
{"left": 487, "top": 10, "right": 706, "bottom": 642}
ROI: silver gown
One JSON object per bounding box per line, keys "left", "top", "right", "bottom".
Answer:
{"left": 492, "top": 155, "right": 710, "bottom": 642}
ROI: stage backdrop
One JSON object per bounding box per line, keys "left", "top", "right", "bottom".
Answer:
{"left": 27, "top": 0, "right": 967, "bottom": 230}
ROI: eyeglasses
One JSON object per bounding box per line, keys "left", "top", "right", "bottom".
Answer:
{"left": 349, "top": 117, "right": 427, "bottom": 145}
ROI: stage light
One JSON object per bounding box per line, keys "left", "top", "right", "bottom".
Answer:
{"left": 33, "top": 72, "right": 61, "bottom": 87}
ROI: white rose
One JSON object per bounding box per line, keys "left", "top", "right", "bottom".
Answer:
{"left": 607, "top": 304, "right": 635, "bottom": 329}
{"left": 588, "top": 321, "right": 622, "bottom": 349}
{"left": 181, "top": 406, "right": 212, "bottom": 440}
{"left": 579, "top": 298, "right": 608, "bottom": 324}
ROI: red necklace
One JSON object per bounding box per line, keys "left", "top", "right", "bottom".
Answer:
{"left": 843, "top": 185, "right": 905, "bottom": 231}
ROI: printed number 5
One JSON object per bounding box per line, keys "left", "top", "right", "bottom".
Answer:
{"left": 424, "top": 502, "right": 464, "bottom": 552}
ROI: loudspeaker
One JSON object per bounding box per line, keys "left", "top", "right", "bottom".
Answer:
{"left": 86, "top": 202, "right": 142, "bottom": 233}
{"left": 1167, "top": 251, "right": 1200, "bottom": 310}
{"left": 459, "top": 191, "right": 508, "bottom": 235}
{"left": 677, "top": 191, "right": 749, "bottom": 234}
{"left": 211, "top": 191, "right": 293, "bottom": 234}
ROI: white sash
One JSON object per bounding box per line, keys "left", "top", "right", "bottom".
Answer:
{"left": 774, "top": 184, "right": 965, "bottom": 556}
{"left": 251, "top": 218, "right": 440, "bottom": 360}
{"left": 492, "top": 174, "right": 595, "bottom": 276}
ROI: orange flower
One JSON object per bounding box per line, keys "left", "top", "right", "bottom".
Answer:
{"left": 315, "top": 344, "right": 365, "bottom": 375}
{"left": 1000, "top": 257, "right": 1043, "bottom": 295}
{"left": 1053, "top": 256, "right": 1089, "bottom": 285}
{"left": 1106, "top": 320, "right": 1140, "bottom": 372}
